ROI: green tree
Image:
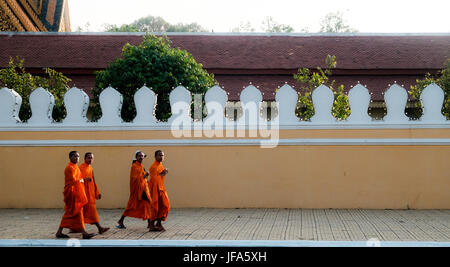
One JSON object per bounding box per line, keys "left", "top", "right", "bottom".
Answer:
{"left": 104, "top": 24, "right": 139, "bottom": 32}
{"left": 319, "top": 12, "right": 358, "bottom": 33}
{"left": 92, "top": 34, "right": 216, "bottom": 122}
{"left": 104, "top": 15, "right": 208, "bottom": 33}
{"left": 261, "top": 16, "right": 294, "bottom": 33}
{"left": 293, "top": 55, "right": 350, "bottom": 120}
{"left": 0, "top": 57, "right": 70, "bottom": 122}
{"left": 233, "top": 17, "right": 300, "bottom": 33}
{"left": 231, "top": 21, "right": 256, "bottom": 33}
{"left": 409, "top": 59, "right": 450, "bottom": 119}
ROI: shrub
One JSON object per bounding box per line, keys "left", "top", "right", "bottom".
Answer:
{"left": 92, "top": 34, "right": 216, "bottom": 122}
{"left": 0, "top": 57, "right": 70, "bottom": 122}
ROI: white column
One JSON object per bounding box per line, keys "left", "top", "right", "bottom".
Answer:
{"left": 347, "top": 84, "right": 372, "bottom": 123}
{"left": 383, "top": 84, "right": 409, "bottom": 123}
{"left": 275, "top": 84, "right": 299, "bottom": 125}
{"left": 28, "top": 87, "right": 55, "bottom": 125}
{"left": 0, "top": 87, "right": 22, "bottom": 125}
{"left": 310, "top": 84, "right": 335, "bottom": 123}
{"left": 133, "top": 86, "right": 158, "bottom": 125}
{"left": 204, "top": 85, "right": 228, "bottom": 136}
{"left": 98, "top": 86, "right": 123, "bottom": 125}
{"left": 168, "top": 86, "right": 192, "bottom": 137}
{"left": 237, "top": 85, "right": 263, "bottom": 127}
{"left": 420, "top": 83, "right": 447, "bottom": 122}
{"left": 62, "top": 87, "right": 90, "bottom": 125}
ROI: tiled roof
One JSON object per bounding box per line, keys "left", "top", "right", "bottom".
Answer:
{"left": 0, "top": 33, "right": 449, "bottom": 101}
{"left": 1, "top": 33, "right": 448, "bottom": 70}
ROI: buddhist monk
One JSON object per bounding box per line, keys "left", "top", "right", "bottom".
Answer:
{"left": 79, "top": 152, "right": 109, "bottom": 234}
{"left": 56, "top": 151, "right": 95, "bottom": 239}
{"left": 148, "top": 150, "right": 170, "bottom": 232}
{"left": 117, "top": 151, "right": 152, "bottom": 229}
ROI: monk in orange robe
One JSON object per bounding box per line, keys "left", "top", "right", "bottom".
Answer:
{"left": 56, "top": 151, "right": 95, "bottom": 239}
{"left": 149, "top": 150, "right": 170, "bottom": 232}
{"left": 79, "top": 152, "right": 109, "bottom": 234}
{"left": 117, "top": 151, "right": 152, "bottom": 229}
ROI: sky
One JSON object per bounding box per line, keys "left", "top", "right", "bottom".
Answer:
{"left": 68, "top": 0, "right": 450, "bottom": 33}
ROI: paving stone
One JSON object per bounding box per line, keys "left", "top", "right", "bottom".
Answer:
{"left": 0, "top": 208, "right": 449, "bottom": 242}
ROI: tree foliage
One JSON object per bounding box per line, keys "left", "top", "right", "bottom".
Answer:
{"left": 293, "top": 55, "right": 350, "bottom": 120}
{"left": 232, "top": 17, "right": 295, "bottom": 33}
{"left": 104, "top": 15, "right": 208, "bottom": 33}
{"left": 0, "top": 57, "right": 70, "bottom": 122}
{"left": 231, "top": 21, "right": 256, "bottom": 33}
{"left": 92, "top": 34, "right": 216, "bottom": 122}
{"left": 261, "top": 17, "right": 294, "bottom": 33}
{"left": 409, "top": 59, "right": 450, "bottom": 119}
{"left": 319, "top": 12, "right": 358, "bottom": 33}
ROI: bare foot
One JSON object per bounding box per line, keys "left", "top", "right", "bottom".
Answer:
{"left": 116, "top": 221, "right": 126, "bottom": 229}
{"left": 149, "top": 225, "right": 160, "bottom": 232}
{"left": 99, "top": 227, "right": 110, "bottom": 234}
{"left": 155, "top": 222, "right": 165, "bottom": 232}
{"left": 82, "top": 233, "right": 95, "bottom": 239}
{"left": 55, "top": 233, "right": 70, "bottom": 239}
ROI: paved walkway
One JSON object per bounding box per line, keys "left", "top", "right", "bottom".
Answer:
{"left": 0, "top": 208, "right": 449, "bottom": 242}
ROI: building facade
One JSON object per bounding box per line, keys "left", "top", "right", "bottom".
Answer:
{"left": 0, "top": 0, "right": 70, "bottom": 32}
{"left": 0, "top": 33, "right": 448, "bottom": 101}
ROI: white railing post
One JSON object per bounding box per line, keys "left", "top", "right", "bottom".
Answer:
{"left": 275, "top": 84, "right": 299, "bottom": 125}
{"left": 168, "top": 86, "right": 192, "bottom": 137}
{"left": 347, "top": 84, "right": 372, "bottom": 123}
{"left": 420, "top": 83, "right": 446, "bottom": 123}
{"left": 133, "top": 85, "right": 158, "bottom": 125}
{"left": 0, "top": 87, "right": 22, "bottom": 125}
{"left": 310, "top": 84, "right": 335, "bottom": 123}
{"left": 237, "top": 85, "right": 263, "bottom": 126}
{"left": 98, "top": 86, "right": 123, "bottom": 125}
{"left": 203, "top": 85, "right": 227, "bottom": 137}
{"left": 62, "top": 87, "right": 89, "bottom": 125}
{"left": 28, "top": 87, "right": 54, "bottom": 125}
{"left": 383, "top": 84, "right": 409, "bottom": 123}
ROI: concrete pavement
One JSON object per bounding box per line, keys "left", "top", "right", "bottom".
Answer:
{"left": 0, "top": 208, "right": 449, "bottom": 244}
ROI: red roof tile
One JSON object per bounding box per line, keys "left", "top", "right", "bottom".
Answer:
{"left": 1, "top": 33, "right": 448, "bottom": 70}
{"left": 0, "top": 33, "right": 449, "bottom": 101}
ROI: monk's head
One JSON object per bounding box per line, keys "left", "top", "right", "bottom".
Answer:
{"left": 69, "top": 151, "right": 80, "bottom": 164}
{"left": 155, "top": 150, "right": 164, "bottom": 162}
{"left": 135, "top": 151, "right": 146, "bottom": 163}
{"left": 84, "top": 152, "right": 94, "bottom": 165}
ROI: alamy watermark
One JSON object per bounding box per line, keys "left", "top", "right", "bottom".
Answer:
{"left": 170, "top": 94, "right": 280, "bottom": 148}
{"left": 366, "top": 238, "right": 381, "bottom": 247}
{"left": 66, "top": 238, "right": 81, "bottom": 247}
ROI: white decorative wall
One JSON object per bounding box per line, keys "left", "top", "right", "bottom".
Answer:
{"left": 0, "top": 83, "right": 448, "bottom": 128}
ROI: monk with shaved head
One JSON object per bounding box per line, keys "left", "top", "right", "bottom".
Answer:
{"left": 148, "top": 150, "right": 170, "bottom": 232}
{"left": 79, "top": 152, "right": 109, "bottom": 235}
{"left": 56, "top": 151, "right": 95, "bottom": 239}
{"left": 117, "top": 151, "right": 152, "bottom": 229}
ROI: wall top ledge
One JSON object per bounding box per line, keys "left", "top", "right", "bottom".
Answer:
{"left": 0, "top": 123, "right": 449, "bottom": 131}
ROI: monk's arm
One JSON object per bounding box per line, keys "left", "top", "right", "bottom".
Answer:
{"left": 159, "top": 168, "right": 168, "bottom": 176}
{"left": 65, "top": 168, "right": 83, "bottom": 186}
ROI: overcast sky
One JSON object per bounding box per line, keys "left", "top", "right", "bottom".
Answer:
{"left": 68, "top": 0, "right": 450, "bottom": 33}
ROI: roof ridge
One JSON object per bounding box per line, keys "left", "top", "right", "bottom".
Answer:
{"left": 1, "top": 32, "right": 450, "bottom": 37}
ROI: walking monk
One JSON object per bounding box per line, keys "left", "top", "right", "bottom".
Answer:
{"left": 117, "top": 151, "right": 152, "bottom": 229}
{"left": 79, "top": 152, "right": 109, "bottom": 234}
{"left": 56, "top": 151, "right": 95, "bottom": 239}
{"left": 149, "top": 150, "right": 170, "bottom": 232}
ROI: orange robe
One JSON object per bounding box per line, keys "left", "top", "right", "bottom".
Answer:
{"left": 149, "top": 161, "right": 170, "bottom": 221}
{"left": 79, "top": 163, "right": 100, "bottom": 224}
{"left": 59, "top": 162, "right": 88, "bottom": 232}
{"left": 122, "top": 162, "right": 152, "bottom": 220}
